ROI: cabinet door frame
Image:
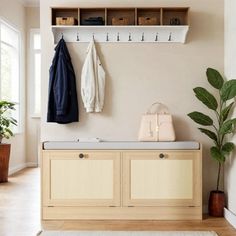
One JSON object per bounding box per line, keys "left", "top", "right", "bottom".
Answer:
{"left": 42, "top": 150, "right": 121, "bottom": 207}
{"left": 122, "top": 150, "right": 202, "bottom": 207}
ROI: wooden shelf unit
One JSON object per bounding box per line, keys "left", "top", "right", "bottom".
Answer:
{"left": 51, "top": 7, "right": 189, "bottom": 26}
{"left": 51, "top": 7, "right": 190, "bottom": 43}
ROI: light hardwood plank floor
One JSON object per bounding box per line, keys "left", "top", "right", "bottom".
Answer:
{"left": 0, "top": 168, "right": 235, "bottom": 236}
{"left": 43, "top": 217, "right": 236, "bottom": 236}
{"left": 0, "top": 168, "right": 41, "bottom": 236}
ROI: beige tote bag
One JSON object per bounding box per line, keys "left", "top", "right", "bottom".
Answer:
{"left": 138, "top": 102, "right": 176, "bottom": 142}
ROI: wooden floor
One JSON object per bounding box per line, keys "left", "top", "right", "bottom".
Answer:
{"left": 0, "top": 168, "right": 235, "bottom": 236}
{"left": 43, "top": 218, "right": 236, "bottom": 236}
{"left": 0, "top": 168, "right": 41, "bottom": 236}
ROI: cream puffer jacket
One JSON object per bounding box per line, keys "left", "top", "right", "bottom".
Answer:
{"left": 81, "top": 40, "right": 105, "bottom": 113}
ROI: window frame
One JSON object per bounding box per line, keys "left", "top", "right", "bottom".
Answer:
{"left": 0, "top": 17, "right": 22, "bottom": 134}
{"left": 29, "top": 28, "right": 41, "bottom": 118}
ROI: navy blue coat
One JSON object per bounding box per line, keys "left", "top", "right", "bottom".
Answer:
{"left": 47, "top": 38, "right": 79, "bottom": 124}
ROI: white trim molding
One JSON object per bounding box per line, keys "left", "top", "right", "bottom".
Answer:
{"left": 9, "top": 163, "right": 27, "bottom": 176}
{"left": 224, "top": 207, "right": 236, "bottom": 229}
{"left": 29, "top": 28, "right": 41, "bottom": 118}
{"left": 27, "top": 162, "right": 38, "bottom": 168}
{"left": 9, "top": 162, "right": 38, "bottom": 175}
{"left": 203, "top": 204, "right": 208, "bottom": 214}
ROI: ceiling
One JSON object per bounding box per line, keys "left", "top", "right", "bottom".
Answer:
{"left": 18, "top": 0, "right": 39, "bottom": 7}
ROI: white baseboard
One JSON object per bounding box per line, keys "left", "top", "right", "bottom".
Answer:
{"left": 203, "top": 204, "right": 208, "bottom": 214}
{"left": 26, "top": 162, "right": 38, "bottom": 168}
{"left": 224, "top": 207, "right": 236, "bottom": 229}
{"left": 9, "top": 163, "right": 27, "bottom": 175}
{"left": 8, "top": 162, "right": 38, "bottom": 176}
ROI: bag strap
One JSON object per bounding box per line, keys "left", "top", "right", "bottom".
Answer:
{"left": 146, "top": 102, "right": 169, "bottom": 114}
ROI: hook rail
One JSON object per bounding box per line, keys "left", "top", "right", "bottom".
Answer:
{"left": 54, "top": 26, "right": 189, "bottom": 43}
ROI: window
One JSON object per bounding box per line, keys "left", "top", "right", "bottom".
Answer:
{"left": 0, "top": 19, "right": 21, "bottom": 133}
{"left": 29, "top": 29, "right": 41, "bottom": 117}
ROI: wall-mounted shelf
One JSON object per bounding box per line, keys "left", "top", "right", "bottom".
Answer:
{"left": 51, "top": 7, "right": 190, "bottom": 43}
{"left": 52, "top": 25, "right": 189, "bottom": 43}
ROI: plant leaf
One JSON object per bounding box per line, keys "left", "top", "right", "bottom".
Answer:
{"left": 206, "top": 68, "right": 224, "bottom": 89}
{"left": 0, "top": 100, "right": 17, "bottom": 138}
{"left": 5, "top": 128, "right": 13, "bottom": 137}
{"left": 221, "top": 102, "right": 234, "bottom": 122}
{"left": 210, "top": 146, "right": 225, "bottom": 163}
{"left": 193, "top": 87, "right": 218, "bottom": 110}
{"left": 219, "top": 118, "right": 236, "bottom": 134}
{"left": 0, "top": 100, "right": 15, "bottom": 109}
{"left": 222, "top": 142, "right": 235, "bottom": 155}
{"left": 188, "top": 112, "right": 213, "bottom": 126}
{"left": 221, "top": 80, "right": 236, "bottom": 102}
{"left": 198, "top": 128, "right": 217, "bottom": 142}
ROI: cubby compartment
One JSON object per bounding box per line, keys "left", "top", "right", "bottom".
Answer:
{"left": 52, "top": 8, "right": 79, "bottom": 26}
{"left": 80, "top": 8, "right": 105, "bottom": 26}
{"left": 137, "top": 8, "right": 161, "bottom": 25}
{"left": 162, "top": 8, "right": 189, "bottom": 25}
{"left": 107, "top": 8, "right": 136, "bottom": 26}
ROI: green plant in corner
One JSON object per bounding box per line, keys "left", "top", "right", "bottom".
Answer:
{"left": 188, "top": 68, "right": 236, "bottom": 192}
{"left": 0, "top": 100, "right": 17, "bottom": 143}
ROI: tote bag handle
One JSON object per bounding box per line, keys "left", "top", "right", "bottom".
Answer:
{"left": 146, "top": 102, "right": 169, "bottom": 114}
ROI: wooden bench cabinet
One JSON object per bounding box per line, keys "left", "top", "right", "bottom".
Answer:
{"left": 41, "top": 144, "right": 202, "bottom": 220}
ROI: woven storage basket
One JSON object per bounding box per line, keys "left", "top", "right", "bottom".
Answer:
{"left": 56, "top": 17, "right": 76, "bottom": 25}
{"left": 112, "top": 17, "right": 129, "bottom": 25}
{"left": 138, "top": 17, "right": 158, "bottom": 25}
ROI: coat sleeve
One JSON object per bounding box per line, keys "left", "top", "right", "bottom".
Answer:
{"left": 81, "top": 44, "right": 96, "bottom": 113}
{"left": 94, "top": 56, "right": 105, "bottom": 113}
{"left": 53, "top": 54, "right": 69, "bottom": 116}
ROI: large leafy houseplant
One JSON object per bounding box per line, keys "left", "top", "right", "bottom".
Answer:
{"left": 188, "top": 68, "right": 236, "bottom": 216}
{"left": 0, "top": 100, "right": 17, "bottom": 143}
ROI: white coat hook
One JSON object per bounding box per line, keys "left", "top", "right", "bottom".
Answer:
{"left": 76, "top": 32, "right": 80, "bottom": 41}
{"left": 92, "top": 33, "right": 95, "bottom": 40}
{"left": 141, "top": 32, "right": 144, "bottom": 42}
{"left": 155, "top": 33, "right": 158, "bottom": 42}
{"left": 106, "top": 33, "right": 109, "bottom": 42}
{"left": 168, "top": 32, "right": 172, "bottom": 41}
{"left": 117, "top": 32, "right": 120, "bottom": 42}
{"left": 128, "top": 32, "right": 132, "bottom": 41}
{"left": 61, "top": 32, "right": 64, "bottom": 39}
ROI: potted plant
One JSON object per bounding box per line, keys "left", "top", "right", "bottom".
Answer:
{"left": 188, "top": 68, "right": 236, "bottom": 217}
{"left": 0, "top": 100, "right": 17, "bottom": 183}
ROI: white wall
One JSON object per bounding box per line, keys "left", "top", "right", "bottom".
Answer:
{"left": 224, "top": 0, "right": 236, "bottom": 219}
{"left": 26, "top": 6, "right": 40, "bottom": 166}
{"left": 40, "top": 0, "right": 224, "bottom": 206}
{"left": 0, "top": 0, "right": 26, "bottom": 174}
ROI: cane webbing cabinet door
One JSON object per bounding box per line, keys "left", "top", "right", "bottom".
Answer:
{"left": 42, "top": 151, "right": 121, "bottom": 207}
{"left": 123, "top": 151, "right": 202, "bottom": 207}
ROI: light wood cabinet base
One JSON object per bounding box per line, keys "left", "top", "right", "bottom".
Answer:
{"left": 43, "top": 206, "right": 202, "bottom": 220}
{"left": 42, "top": 147, "right": 202, "bottom": 221}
